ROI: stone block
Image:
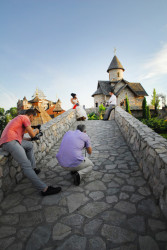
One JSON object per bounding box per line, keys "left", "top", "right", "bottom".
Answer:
{"left": 0, "top": 155, "right": 8, "bottom": 165}
{"left": 2, "top": 175, "right": 12, "bottom": 192}
{"left": 159, "top": 196, "right": 167, "bottom": 220}
{"left": 16, "top": 172, "right": 24, "bottom": 183}
{"left": 3, "top": 165, "right": 10, "bottom": 177}
{"left": 12, "top": 159, "right": 19, "bottom": 168}
{"left": 0, "top": 189, "right": 4, "bottom": 203}
{"left": 160, "top": 169, "right": 167, "bottom": 186}
{"left": 0, "top": 167, "right": 3, "bottom": 177}
{"left": 10, "top": 167, "right": 17, "bottom": 178}
{"left": 153, "top": 183, "right": 164, "bottom": 199}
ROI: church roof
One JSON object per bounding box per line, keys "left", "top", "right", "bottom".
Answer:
{"left": 53, "top": 100, "right": 64, "bottom": 112}
{"left": 92, "top": 79, "right": 148, "bottom": 97}
{"left": 123, "top": 79, "right": 148, "bottom": 96}
{"left": 107, "top": 55, "right": 125, "bottom": 72}
{"left": 29, "top": 96, "right": 41, "bottom": 103}
{"left": 31, "top": 106, "right": 52, "bottom": 126}
{"left": 92, "top": 81, "right": 114, "bottom": 97}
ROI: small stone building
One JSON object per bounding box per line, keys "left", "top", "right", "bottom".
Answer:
{"left": 92, "top": 55, "right": 148, "bottom": 109}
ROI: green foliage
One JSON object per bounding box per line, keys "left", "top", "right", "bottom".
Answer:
{"left": 146, "top": 106, "right": 151, "bottom": 119}
{"left": 151, "top": 88, "right": 160, "bottom": 112}
{"left": 0, "top": 107, "right": 18, "bottom": 135}
{"left": 125, "top": 96, "right": 131, "bottom": 114}
{"left": 142, "top": 97, "right": 147, "bottom": 119}
{"left": 6, "top": 107, "right": 17, "bottom": 118}
{"left": 88, "top": 112, "right": 99, "bottom": 120}
{"left": 98, "top": 104, "right": 106, "bottom": 120}
{"left": 141, "top": 118, "right": 167, "bottom": 133}
{"left": 99, "top": 104, "right": 106, "bottom": 112}
{"left": 0, "top": 108, "right": 5, "bottom": 116}
{"left": 160, "top": 133, "right": 167, "bottom": 139}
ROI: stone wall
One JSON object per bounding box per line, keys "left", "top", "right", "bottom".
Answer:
{"left": 0, "top": 109, "right": 76, "bottom": 202}
{"left": 109, "top": 69, "right": 123, "bottom": 81}
{"left": 115, "top": 106, "right": 167, "bottom": 218}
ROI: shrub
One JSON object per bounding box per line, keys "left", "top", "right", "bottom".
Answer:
{"left": 88, "top": 112, "right": 99, "bottom": 120}
{"left": 142, "top": 97, "right": 147, "bottom": 119}
{"left": 98, "top": 104, "right": 106, "bottom": 120}
{"left": 125, "top": 96, "right": 131, "bottom": 114}
{"left": 141, "top": 118, "right": 167, "bottom": 133}
{"left": 146, "top": 106, "right": 151, "bottom": 119}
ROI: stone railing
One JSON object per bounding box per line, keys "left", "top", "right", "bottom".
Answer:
{"left": 115, "top": 106, "right": 167, "bottom": 218}
{"left": 0, "top": 109, "right": 76, "bottom": 202}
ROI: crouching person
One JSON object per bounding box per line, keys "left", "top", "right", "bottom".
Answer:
{"left": 0, "top": 109, "right": 61, "bottom": 196}
{"left": 56, "top": 124, "right": 94, "bottom": 186}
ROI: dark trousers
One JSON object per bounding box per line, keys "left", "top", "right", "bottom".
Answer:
{"left": 103, "top": 105, "right": 115, "bottom": 120}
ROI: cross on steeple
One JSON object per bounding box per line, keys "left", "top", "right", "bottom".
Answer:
{"left": 114, "top": 47, "right": 116, "bottom": 55}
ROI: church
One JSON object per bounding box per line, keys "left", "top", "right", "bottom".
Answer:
{"left": 17, "top": 89, "right": 65, "bottom": 125}
{"left": 92, "top": 54, "right": 148, "bottom": 109}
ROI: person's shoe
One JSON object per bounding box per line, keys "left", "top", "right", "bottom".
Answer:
{"left": 41, "top": 186, "right": 61, "bottom": 196}
{"left": 34, "top": 168, "right": 41, "bottom": 175}
{"left": 73, "top": 172, "right": 80, "bottom": 186}
{"left": 70, "top": 171, "right": 77, "bottom": 175}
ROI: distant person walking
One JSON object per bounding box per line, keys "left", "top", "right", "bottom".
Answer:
{"left": 56, "top": 124, "right": 94, "bottom": 186}
{"left": 103, "top": 92, "right": 117, "bottom": 120}
{"left": 0, "top": 109, "right": 61, "bottom": 196}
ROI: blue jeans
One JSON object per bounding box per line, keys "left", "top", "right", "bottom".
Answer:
{"left": 2, "top": 140, "right": 47, "bottom": 191}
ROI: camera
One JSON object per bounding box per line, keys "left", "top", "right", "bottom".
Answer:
{"left": 31, "top": 125, "right": 43, "bottom": 141}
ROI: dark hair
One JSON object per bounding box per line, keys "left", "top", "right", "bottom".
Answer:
{"left": 77, "top": 124, "right": 86, "bottom": 132}
{"left": 71, "top": 93, "right": 76, "bottom": 98}
{"left": 25, "top": 109, "right": 37, "bottom": 116}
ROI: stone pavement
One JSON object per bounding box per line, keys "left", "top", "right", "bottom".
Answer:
{"left": 0, "top": 120, "right": 167, "bottom": 250}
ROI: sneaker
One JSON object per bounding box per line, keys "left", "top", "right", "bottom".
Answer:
{"left": 70, "top": 171, "right": 77, "bottom": 175}
{"left": 34, "top": 168, "right": 41, "bottom": 175}
{"left": 73, "top": 172, "right": 80, "bottom": 186}
{"left": 41, "top": 186, "right": 61, "bottom": 196}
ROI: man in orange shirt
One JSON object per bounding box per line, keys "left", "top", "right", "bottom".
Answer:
{"left": 0, "top": 109, "right": 61, "bottom": 196}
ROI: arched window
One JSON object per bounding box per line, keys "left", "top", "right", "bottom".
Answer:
{"left": 117, "top": 72, "right": 120, "bottom": 77}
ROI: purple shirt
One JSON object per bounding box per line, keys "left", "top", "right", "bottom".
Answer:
{"left": 56, "top": 130, "right": 91, "bottom": 167}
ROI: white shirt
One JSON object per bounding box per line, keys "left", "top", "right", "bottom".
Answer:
{"left": 109, "top": 94, "right": 117, "bottom": 105}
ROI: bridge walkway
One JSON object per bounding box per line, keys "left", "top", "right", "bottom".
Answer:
{"left": 0, "top": 120, "right": 167, "bottom": 250}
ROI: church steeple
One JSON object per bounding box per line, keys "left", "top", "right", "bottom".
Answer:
{"left": 107, "top": 55, "right": 125, "bottom": 72}
{"left": 107, "top": 55, "right": 125, "bottom": 81}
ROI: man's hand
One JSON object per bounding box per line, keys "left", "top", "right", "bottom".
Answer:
{"left": 26, "top": 126, "right": 39, "bottom": 138}
{"left": 86, "top": 147, "right": 92, "bottom": 155}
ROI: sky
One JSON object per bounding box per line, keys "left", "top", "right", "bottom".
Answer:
{"left": 0, "top": 0, "right": 167, "bottom": 111}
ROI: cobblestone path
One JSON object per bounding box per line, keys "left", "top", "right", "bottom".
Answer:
{"left": 0, "top": 120, "right": 167, "bottom": 250}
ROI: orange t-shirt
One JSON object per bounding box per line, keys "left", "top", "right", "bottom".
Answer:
{"left": 0, "top": 115, "right": 31, "bottom": 146}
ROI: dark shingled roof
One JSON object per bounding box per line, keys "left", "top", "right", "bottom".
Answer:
{"left": 123, "top": 79, "right": 148, "bottom": 96}
{"left": 107, "top": 55, "right": 125, "bottom": 73}
{"left": 92, "top": 81, "right": 114, "bottom": 97}
{"left": 92, "top": 79, "right": 148, "bottom": 97}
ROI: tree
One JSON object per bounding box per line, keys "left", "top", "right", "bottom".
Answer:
{"left": 151, "top": 88, "right": 160, "bottom": 113}
{"left": 125, "top": 96, "right": 131, "bottom": 114}
{"left": 6, "top": 107, "right": 17, "bottom": 118}
{"left": 142, "top": 97, "right": 147, "bottom": 119}
{"left": 0, "top": 107, "right": 18, "bottom": 135}
{"left": 99, "top": 104, "right": 106, "bottom": 119}
{"left": 146, "top": 106, "right": 151, "bottom": 120}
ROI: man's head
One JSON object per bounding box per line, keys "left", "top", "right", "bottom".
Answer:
{"left": 109, "top": 91, "right": 113, "bottom": 96}
{"left": 77, "top": 124, "right": 86, "bottom": 133}
{"left": 25, "top": 109, "right": 37, "bottom": 122}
